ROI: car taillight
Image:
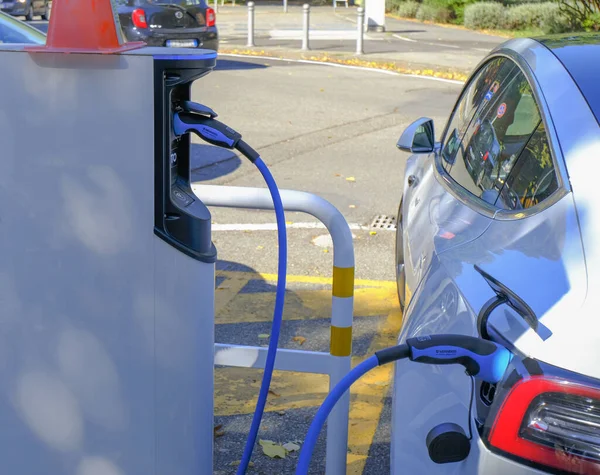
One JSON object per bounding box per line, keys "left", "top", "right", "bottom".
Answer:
{"left": 206, "top": 7, "right": 216, "bottom": 27}
{"left": 488, "top": 376, "right": 600, "bottom": 474}
{"left": 132, "top": 8, "right": 148, "bottom": 29}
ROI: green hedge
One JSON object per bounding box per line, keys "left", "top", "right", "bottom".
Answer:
{"left": 464, "top": 2, "right": 506, "bottom": 29}
{"left": 416, "top": 3, "right": 452, "bottom": 22}
{"left": 504, "top": 2, "right": 559, "bottom": 30}
{"left": 397, "top": 0, "right": 420, "bottom": 18}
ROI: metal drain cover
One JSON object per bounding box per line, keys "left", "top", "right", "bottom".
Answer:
{"left": 370, "top": 215, "right": 397, "bottom": 230}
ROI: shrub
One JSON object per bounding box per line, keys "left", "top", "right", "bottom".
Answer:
{"left": 416, "top": 3, "right": 452, "bottom": 23}
{"left": 583, "top": 12, "right": 600, "bottom": 31}
{"left": 396, "top": 0, "right": 420, "bottom": 18}
{"left": 542, "top": 10, "right": 573, "bottom": 33}
{"left": 464, "top": 2, "right": 507, "bottom": 29}
{"left": 505, "top": 2, "right": 559, "bottom": 30}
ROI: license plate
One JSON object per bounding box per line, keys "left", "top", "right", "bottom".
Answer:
{"left": 166, "top": 39, "right": 198, "bottom": 48}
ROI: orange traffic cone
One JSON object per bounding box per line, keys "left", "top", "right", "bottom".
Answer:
{"left": 27, "top": 0, "right": 145, "bottom": 54}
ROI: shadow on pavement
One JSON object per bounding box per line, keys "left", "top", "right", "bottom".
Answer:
{"left": 191, "top": 143, "right": 241, "bottom": 181}
{"left": 216, "top": 58, "right": 269, "bottom": 71}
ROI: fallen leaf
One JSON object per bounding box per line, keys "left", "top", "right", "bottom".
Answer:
{"left": 370, "top": 231, "right": 377, "bottom": 236}
{"left": 268, "top": 389, "right": 281, "bottom": 398}
{"left": 292, "top": 336, "right": 307, "bottom": 345}
{"left": 230, "top": 461, "right": 254, "bottom": 467}
{"left": 214, "top": 429, "right": 225, "bottom": 437}
{"left": 323, "top": 249, "right": 329, "bottom": 253}
{"left": 335, "top": 173, "right": 341, "bottom": 177}
{"left": 259, "top": 439, "right": 287, "bottom": 459}
{"left": 277, "top": 410, "right": 286, "bottom": 416}
{"left": 256, "top": 245, "right": 264, "bottom": 250}
{"left": 349, "top": 204, "right": 356, "bottom": 209}
{"left": 286, "top": 221, "right": 293, "bottom": 225}
{"left": 214, "top": 424, "right": 223, "bottom": 432}
{"left": 346, "top": 176, "right": 356, "bottom": 182}
{"left": 283, "top": 442, "right": 301, "bottom": 452}
{"left": 320, "top": 88, "right": 325, "bottom": 92}
{"left": 258, "top": 333, "right": 270, "bottom": 339}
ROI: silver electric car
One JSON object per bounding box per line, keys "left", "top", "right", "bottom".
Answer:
{"left": 392, "top": 34, "right": 600, "bottom": 474}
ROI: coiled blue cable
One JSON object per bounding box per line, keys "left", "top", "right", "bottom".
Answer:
{"left": 237, "top": 157, "right": 287, "bottom": 474}
{"left": 295, "top": 355, "right": 380, "bottom": 474}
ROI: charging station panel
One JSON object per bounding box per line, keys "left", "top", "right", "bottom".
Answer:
{"left": 0, "top": 46, "right": 217, "bottom": 475}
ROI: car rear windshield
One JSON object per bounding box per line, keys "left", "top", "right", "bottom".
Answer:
{"left": 541, "top": 35, "right": 600, "bottom": 126}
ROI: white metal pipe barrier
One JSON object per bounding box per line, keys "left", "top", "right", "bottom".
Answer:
{"left": 193, "top": 184, "right": 354, "bottom": 475}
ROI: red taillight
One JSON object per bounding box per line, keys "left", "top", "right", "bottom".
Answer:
{"left": 206, "top": 7, "right": 216, "bottom": 27}
{"left": 132, "top": 9, "right": 148, "bottom": 29}
{"left": 488, "top": 376, "right": 600, "bottom": 474}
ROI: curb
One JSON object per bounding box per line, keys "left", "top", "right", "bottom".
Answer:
{"left": 218, "top": 47, "right": 468, "bottom": 82}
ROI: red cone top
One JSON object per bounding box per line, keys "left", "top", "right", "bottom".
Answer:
{"left": 27, "top": 0, "right": 145, "bottom": 54}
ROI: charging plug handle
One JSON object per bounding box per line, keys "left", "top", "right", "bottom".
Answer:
{"left": 406, "top": 334, "right": 512, "bottom": 383}
{"left": 174, "top": 112, "right": 242, "bottom": 150}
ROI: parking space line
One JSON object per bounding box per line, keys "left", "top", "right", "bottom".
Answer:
{"left": 216, "top": 287, "right": 397, "bottom": 324}
{"left": 215, "top": 273, "right": 252, "bottom": 315}
{"left": 216, "top": 269, "right": 396, "bottom": 289}
{"left": 347, "top": 308, "right": 403, "bottom": 474}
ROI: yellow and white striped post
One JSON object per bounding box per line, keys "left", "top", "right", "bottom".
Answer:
{"left": 194, "top": 184, "right": 355, "bottom": 475}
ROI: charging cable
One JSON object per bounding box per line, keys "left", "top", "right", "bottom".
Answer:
{"left": 296, "top": 334, "right": 513, "bottom": 474}
{"left": 173, "top": 104, "right": 286, "bottom": 474}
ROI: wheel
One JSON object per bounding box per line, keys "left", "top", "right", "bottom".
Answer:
{"left": 395, "top": 199, "right": 406, "bottom": 311}
{"left": 25, "top": 5, "right": 34, "bottom": 21}
{"left": 41, "top": 2, "right": 51, "bottom": 20}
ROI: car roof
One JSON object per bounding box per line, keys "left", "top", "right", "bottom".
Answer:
{"left": 538, "top": 34, "right": 600, "bottom": 127}
{"left": 0, "top": 11, "right": 46, "bottom": 45}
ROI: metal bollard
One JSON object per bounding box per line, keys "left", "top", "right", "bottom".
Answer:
{"left": 247, "top": 1, "right": 255, "bottom": 47}
{"left": 214, "top": 0, "right": 218, "bottom": 14}
{"left": 356, "top": 7, "right": 364, "bottom": 55}
{"left": 283, "top": 0, "right": 288, "bottom": 13}
{"left": 302, "top": 4, "right": 310, "bottom": 51}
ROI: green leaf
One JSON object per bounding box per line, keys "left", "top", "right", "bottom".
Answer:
{"left": 259, "top": 439, "right": 287, "bottom": 459}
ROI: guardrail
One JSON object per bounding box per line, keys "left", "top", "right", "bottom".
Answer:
{"left": 193, "top": 184, "right": 354, "bottom": 475}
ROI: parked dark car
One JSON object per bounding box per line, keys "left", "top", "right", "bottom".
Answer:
{"left": 0, "top": 10, "right": 45, "bottom": 43}
{"left": 0, "top": 0, "right": 50, "bottom": 21}
{"left": 116, "top": 0, "right": 218, "bottom": 51}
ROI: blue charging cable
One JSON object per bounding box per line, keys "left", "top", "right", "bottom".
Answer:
{"left": 296, "top": 334, "right": 513, "bottom": 474}
{"left": 173, "top": 105, "right": 287, "bottom": 474}
{"left": 237, "top": 156, "right": 287, "bottom": 473}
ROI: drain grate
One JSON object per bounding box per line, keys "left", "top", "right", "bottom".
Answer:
{"left": 370, "top": 215, "right": 397, "bottom": 230}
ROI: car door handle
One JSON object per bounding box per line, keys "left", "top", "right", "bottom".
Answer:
{"left": 407, "top": 175, "right": 418, "bottom": 187}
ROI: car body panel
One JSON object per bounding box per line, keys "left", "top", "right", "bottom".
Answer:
{"left": 116, "top": 0, "right": 218, "bottom": 51}
{"left": 0, "top": 10, "right": 45, "bottom": 44}
{"left": 0, "top": 0, "right": 48, "bottom": 18}
{"left": 391, "top": 36, "right": 600, "bottom": 474}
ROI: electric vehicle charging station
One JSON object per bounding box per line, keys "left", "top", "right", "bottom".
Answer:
{"left": 0, "top": 2, "right": 219, "bottom": 473}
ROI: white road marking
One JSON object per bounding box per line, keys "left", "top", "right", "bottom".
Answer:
{"left": 392, "top": 34, "right": 417, "bottom": 43}
{"left": 211, "top": 222, "right": 389, "bottom": 231}
{"left": 218, "top": 53, "right": 465, "bottom": 84}
{"left": 268, "top": 29, "right": 381, "bottom": 41}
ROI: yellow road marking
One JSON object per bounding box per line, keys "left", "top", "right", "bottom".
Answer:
{"left": 216, "top": 270, "right": 396, "bottom": 289}
{"left": 346, "top": 309, "right": 403, "bottom": 474}
{"left": 215, "top": 274, "right": 251, "bottom": 315}
{"left": 216, "top": 287, "right": 397, "bottom": 324}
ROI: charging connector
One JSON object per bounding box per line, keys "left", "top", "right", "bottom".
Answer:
{"left": 296, "top": 335, "right": 512, "bottom": 474}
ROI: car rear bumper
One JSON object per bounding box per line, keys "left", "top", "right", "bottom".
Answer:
{"left": 124, "top": 26, "right": 219, "bottom": 52}
{"left": 0, "top": 4, "right": 29, "bottom": 16}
